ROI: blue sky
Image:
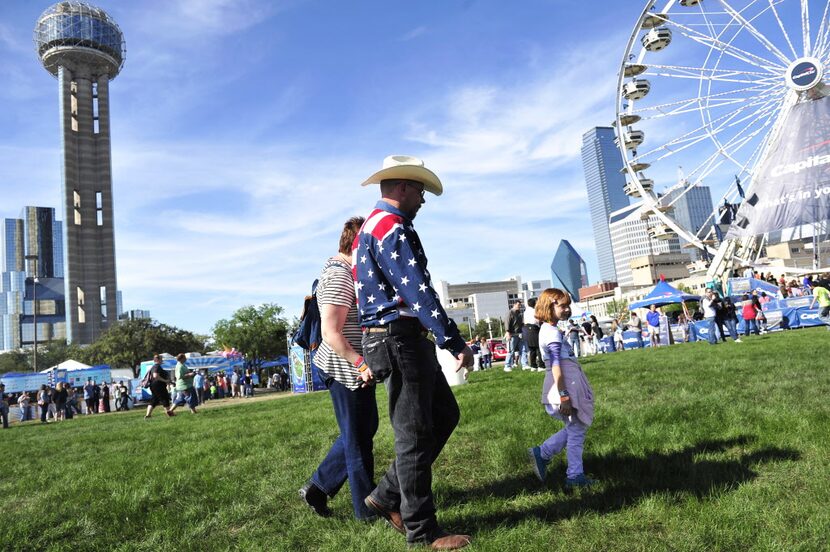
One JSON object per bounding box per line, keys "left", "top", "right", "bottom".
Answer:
{"left": 0, "top": 0, "right": 635, "bottom": 333}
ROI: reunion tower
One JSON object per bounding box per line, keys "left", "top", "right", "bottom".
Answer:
{"left": 34, "top": 2, "right": 124, "bottom": 344}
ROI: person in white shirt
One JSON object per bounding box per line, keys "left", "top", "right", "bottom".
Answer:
{"left": 701, "top": 288, "right": 720, "bottom": 345}
{"left": 522, "top": 298, "right": 544, "bottom": 371}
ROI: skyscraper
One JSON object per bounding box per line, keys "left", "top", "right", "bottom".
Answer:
{"left": 608, "top": 202, "right": 683, "bottom": 287}
{"left": 550, "top": 240, "right": 589, "bottom": 300}
{"left": 662, "top": 185, "right": 714, "bottom": 261}
{"left": 1, "top": 208, "right": 67, "bottom": 351}
{"left": 581, "top": 127, "right": 630, "bottom": 283}
{"left": 35, "top": 3, "right": 125, "bottom": 344}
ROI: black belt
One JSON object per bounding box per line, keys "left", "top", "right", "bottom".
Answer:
{"left": 363, "top": 317, "right": 426, "bottom": 336}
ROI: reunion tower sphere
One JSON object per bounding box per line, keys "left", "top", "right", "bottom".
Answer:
{"left": 34, "top": 1, "right": 125, "bottom": 78}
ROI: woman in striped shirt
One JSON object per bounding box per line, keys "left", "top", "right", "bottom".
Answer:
{"left": 299, "top": 216, "right": 380, "bottom": 521}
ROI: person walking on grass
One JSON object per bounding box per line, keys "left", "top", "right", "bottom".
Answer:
{"left": 299, "top": 216, "right": 380, "bottom": 521}
{"left": 741, "top": 294, "right": 759, "bottom": 336}
{"left": 169, "top": 354, "right": 198, "bottom": 415}
{"left": 0, "top": 384, "right": 8, "bottom": 429}
{"left": 83, "top": 379, "right": 95, "bottom": 414}
{"left": 145, "top": 354, "right": 175, "bottom": 419}
{"left": 355, "top": 155, "right": 474, "bottom": 550}
{"left": 809, "top": 280, "right": 830, "bottom": 328}
{"left": 628, "top": 311, "right": 644, "bottom": 348}
{"left": 53, "top": 382, "right": 68, "bottom": 422}
{"left": 646, "top": 304, "right": 661, "bottom": 348}
{"left": 528, "top": 288, "right": 597, "bottom": 488}
{"left": 505, "top": 301, "right": 524, "bottom": 371}
{"left": 701, "top": 289, "right": 720, "bottom": 345}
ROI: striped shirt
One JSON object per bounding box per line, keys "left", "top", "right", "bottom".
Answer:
{"left": 312, "top": 256, "right": 363, "bottom": 391}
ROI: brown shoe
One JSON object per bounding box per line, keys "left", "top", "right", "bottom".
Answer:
{"left": 363, "top": 495, "right": 405, "bottom": 534}
{"left": 422, "top": 533, "right": 472, "bottom": 550}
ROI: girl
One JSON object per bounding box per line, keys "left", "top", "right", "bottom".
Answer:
{"left": 478, "top": 337, "right": 491, "bottom": 369}
{"left": 528, "top": 288, "right": 597, "bottom": 488}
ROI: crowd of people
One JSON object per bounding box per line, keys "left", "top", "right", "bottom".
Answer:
{"left": 0, "top": 357, "right": 293, "bottom": 428}
{"left": 0, "top": 378, "right": 133, "bottom": 428}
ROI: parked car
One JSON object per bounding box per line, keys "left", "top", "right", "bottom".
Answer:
{"left": 488, "top": 339, "right": 508, "bottom": 361}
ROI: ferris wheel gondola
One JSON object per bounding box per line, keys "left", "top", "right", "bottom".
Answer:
{"left": 616, "top": 0, "right": 830, "bottom": 280}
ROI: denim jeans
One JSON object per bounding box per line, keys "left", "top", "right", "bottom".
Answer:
{"left": 706, "top": 317, "right": 718, "bottom": 344}
{"left": 506, "top": 334, "right": 522, "bottom": 368}
{"left": 743, "top": 318, "right": 758, "bottom": 336}
{"left": 362, "top": 330, "right": 460, "bottom": 544}
{"left": 724, "top": 318, "right": 738, "bottom": 340}
{"left": 568, "top": 336, "right": 581, "bottom": 357}
{"left": 311, "top": 372, "right": 378, "bottom": 520}
{"left": 0, "top": 403, "right": 8, "bottom": 429}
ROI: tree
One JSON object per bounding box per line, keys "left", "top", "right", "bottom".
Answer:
{"left": 0, "top": 351, "right": 29, "bottom": 374}
{"left": 80, "top": 319, "right": 205, "bottom": 376}
{"left": 606, "top": 298, "right": 630, "bottom": 320}
{"left": 212, "top": 303, "right": 289, "bottom": 363}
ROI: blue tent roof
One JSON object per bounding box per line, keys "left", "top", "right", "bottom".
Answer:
{"left": 629, "top": 279, "right": 700, "bottom": 310}
{"left": 261, "top": 356, "right": 289, "bottom": 368}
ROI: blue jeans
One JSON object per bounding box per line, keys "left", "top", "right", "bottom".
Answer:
{"left": 724, "top": 318, "right": 738, "bottom": 340}
{"left": 506, "top": 335, "right": 522, "bottom": 368}
{"left": 0, "top": 404, "right": 8, "bottom": 429}
{"left": 706, "top": 317, "right": 718, "bottom": 344}
{"left": 173, "top": 389, "right": 198, "bottom": 409}
{"left": 311, "top": 372, "right": 378, "bottom": 520}
{"left": 743, "top": 319, "right": 758, "bottom": 336}
{"left": 568, "top": 336, "right": 581, "bottom": 357}
{"left": 362, "top": 328, "right": 460, "bottom": 544}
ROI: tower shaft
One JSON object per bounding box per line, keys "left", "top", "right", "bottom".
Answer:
{"left": 58, "top": 65, "right": 118, "bottom": 344}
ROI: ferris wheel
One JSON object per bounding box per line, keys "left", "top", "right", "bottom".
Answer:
{"left": 616, "top": 0, "right": 830, "bottom": 279}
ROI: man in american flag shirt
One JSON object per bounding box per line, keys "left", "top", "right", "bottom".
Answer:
{"left": 353, "top": 155, "right": 473, "bottom": 550}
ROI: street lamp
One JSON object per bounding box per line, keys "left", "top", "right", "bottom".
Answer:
{"left": 24, "top": 255, "right": 39, "bottom": 372}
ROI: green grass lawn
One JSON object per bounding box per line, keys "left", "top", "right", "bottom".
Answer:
{"left": 2, "top": 329, "right": 829, "bottom": 551}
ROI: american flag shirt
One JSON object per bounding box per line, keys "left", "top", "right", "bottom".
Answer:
{"left": 352, "top": 201, "right": 467, "bottom": 356}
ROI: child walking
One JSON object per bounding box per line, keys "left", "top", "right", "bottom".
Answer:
{"left": 528, "top": 288, "right": 597, "bottom": 488}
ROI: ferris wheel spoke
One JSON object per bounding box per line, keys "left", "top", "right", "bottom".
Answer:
{"left": 814, "top": 1, "right": 830, "bottom": 62}
{"left": 767, "top": 0, "right": 799, "bottom": 59}
{"left": 717, "top": 0, "right": 794, "bottom": 65}
{"left": 801, "top": 0, "right": 811, "bottom": 55}
{"left": 634, "top": 93, "right": 780, "bottom": 162}
{"left": 643, "top": 70, "right": 779, "bottom": 85}
{"left": 633, "top": 82, "right": 782, "bottom": 116}
{"left": 663, "top": 15, "right": 785, "bottom": 74}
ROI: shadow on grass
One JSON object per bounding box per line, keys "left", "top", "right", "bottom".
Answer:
{"left": 442, "top": 436, "right": 799, "bottom": 530}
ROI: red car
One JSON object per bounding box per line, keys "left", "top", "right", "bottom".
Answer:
{"left": 487, "top": 339, "right": 508, "bottom": 361}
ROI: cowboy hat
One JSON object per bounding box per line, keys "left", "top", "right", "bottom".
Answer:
{"left": 361, "top": 155, "right": 443, "bottom": 196}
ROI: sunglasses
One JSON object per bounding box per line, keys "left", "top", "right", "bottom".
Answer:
{"left": 400, "top": 180, "right": 425, "bottom": 199}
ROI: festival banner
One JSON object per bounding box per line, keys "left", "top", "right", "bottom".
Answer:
{"left": 289, "top": 344, "right": 308, "bottom": 394}
{"left": 0, "top": 372, "right": 50, "bottom": 393}
{"left": 727, "top": 96, "right": 830, "bottom": 238}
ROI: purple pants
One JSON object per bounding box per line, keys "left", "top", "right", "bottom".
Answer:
{"left": 539, "top": 406, "right": 589, "bottom": 478}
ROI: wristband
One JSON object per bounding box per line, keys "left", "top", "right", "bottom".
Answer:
{"left": 558, "top": 389, "right": 570, "bottom": 397}
{"left": 559, "top": 395, "right": 571, "bottom": 402}
{"left": 354, "top": 356, "right": 368, "bottom": 373}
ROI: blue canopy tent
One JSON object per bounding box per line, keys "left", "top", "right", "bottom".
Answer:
{"left": 260, "top": 356, "right": 289, "bottom": 369}
{"left": 629, "top": 279, "right": 700, "bottom": 310}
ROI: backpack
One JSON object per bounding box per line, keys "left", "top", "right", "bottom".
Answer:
{"left": 141, "top": 369, "right": 153, "bottom": 388}
{"left": 293, "top": 279, "right": 322, "bottom": 351}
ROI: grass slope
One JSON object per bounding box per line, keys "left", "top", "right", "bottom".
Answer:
{"left": 1, "top": 329, "right": 829, "bottom": 551}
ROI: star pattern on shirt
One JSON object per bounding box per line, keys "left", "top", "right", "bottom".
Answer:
{"left": 412, "top": 302, "right": 421, "bottom": 312}
{"left": 360, "top": 255, "right": 367, "bottom": 264}
{"left": 378, "top": 283, "right": 386, "bottom": 291}
{"left": 368, "top": 269, "right": 374, "bottom": 278}
{"left": 408, "top": 258, "right": 417, "bottom": 267}
{"left": 418, "top": 283, "right": 428, "bottom": 292}
{"left": 431, "top": 309, "right": 440, "bottom": 319}
{"left": 390, "top": 251, "right": 399, "bottom": 261}
{"left": 367, "top": 294, "right": 376, "bottom": 304}
{"left": 398, "top": 234, "right": 407, "bottom": 242}
{"left": 401, "top": 276, "right": 410, "bottom": 286}
{"left": 377, "top": 243, "right": 384, "bottom": 253}
{"left": 355, "top": 281, "right": 364, "bottom": 291}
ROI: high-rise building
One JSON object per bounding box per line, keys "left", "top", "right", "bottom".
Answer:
{"left": 608, "top": 202, "right": 684, "bottom": 288}
{"left": 1, "top": 208, "right": 67, "bottom": 351}
{"left": 581, "top": 127, "right": 630, "bottom": 283}
{"left": 35, "top": 3, "right": 125, "bottom": 344}
{"left": 550, "top": 240, "right": 589, "bottom": 300}
{"left": 662, "top": 185, "right": 714, "bottom": 261}
{"left": 1, "top": 219, "right": 24, "bottom": 273}
{"left": 22, "top": 206, "right": 64, "bottom": 278}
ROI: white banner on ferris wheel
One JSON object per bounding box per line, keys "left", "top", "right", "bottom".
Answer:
{"left": 726, "top": 96, "right": 830, "bottom": 239}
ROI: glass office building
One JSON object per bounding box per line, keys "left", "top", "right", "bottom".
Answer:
{"left": 550, "top": 240, "right": 589, "bottom": 300}
{"left": 581, "top": 127, "right": 630, "bottom": 283}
